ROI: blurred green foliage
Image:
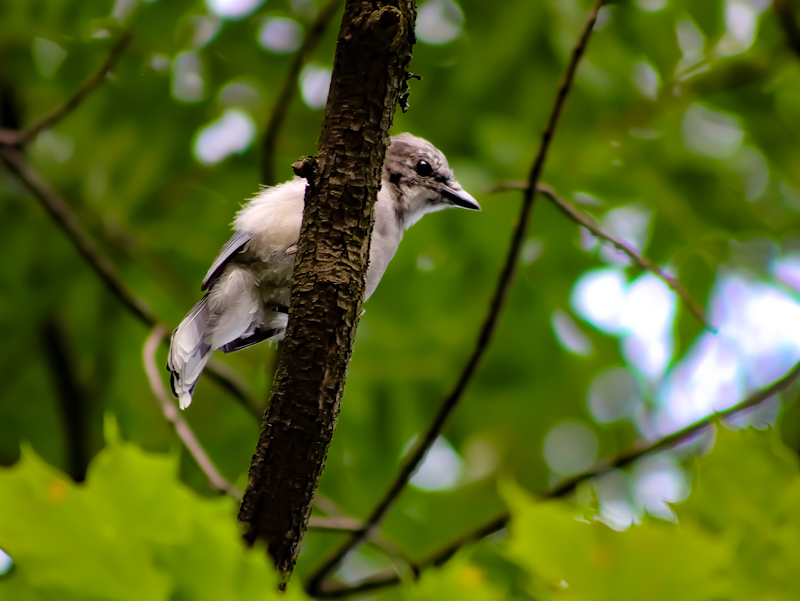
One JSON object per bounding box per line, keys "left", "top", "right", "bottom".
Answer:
{"left": 2, "top": 0, "right": 800, "bottom": 597}
{"left": 3, "top": 422, "right": 799, "bottom": 599}
{"left": 0, "top": 418, "right": 299, "bottom": 600}
{"left": 495, "top": 427, "right": 800, "bottom": 601}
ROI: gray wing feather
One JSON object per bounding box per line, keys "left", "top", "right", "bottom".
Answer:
{"left": 201, "top": 230, "right": 252, "bottom": 291}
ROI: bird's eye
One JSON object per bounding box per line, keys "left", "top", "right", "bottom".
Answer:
{"left": 415, "top": 160, "right": 433, "bottom": 177}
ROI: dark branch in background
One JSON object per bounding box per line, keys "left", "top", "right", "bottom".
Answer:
{"left": 261, "top": 0, "right": 343, "bottom": 185}
{"left": 774, "top": 0, "right": 800, "bottom": 57}
{"left": 493, "top": 181, "right": 711, "bottom": 329}
{"left": 0, "top": 32, "right": 133, "bottom": 146}
{"left": 317, "top": 359, "right": 800, "bottom": 598}
{"left": 0, "top": 146, "right": 263, "bottom": 418}
{"left": 306, "top": 0, "right": 606, "bottom": 594}
{"left": 41, "top": 319, "right": 91, "bottom": 483}
{"left": 143, "top": 326, "right": 243, "bottom": 499}
{"left": 2, "top": 146, "right": 156, "bottom": 325}
{"left": 238, "top": 0, "right": 417, "bottom": 585}
{"left": 307, "top": 516, "right": 363, "bottom": 532}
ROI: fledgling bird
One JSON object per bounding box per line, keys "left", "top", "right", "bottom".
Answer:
{"left": 167, "top": 133, "right": 480, "bottom": 409}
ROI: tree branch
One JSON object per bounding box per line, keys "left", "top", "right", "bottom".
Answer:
{"left": 1, "top": 145, "right": 263, "bottom": 418}
{"left": 315, "top": 358, "right": 800, "bottom": 597}
{"left": 2, "top": 145, "right": 155, "bottom": 325}
{"left": 305, "top": 0, "right": 606, "bottom": 593}
{"left": 261, "top": 0, "right": 343, "bottom": 185}
{"left": 307, "top": 517, "right": 364, "bottom": 532}
{"left": 494, "top": 181, "right": 711, "bottom": 329}
{"left": 0, "top": 31, "right": 133, "bottom": 146}
{"left": 539, "top": 183, "right": 710, "bottom": 327}
{"left": 41, "top": 319, "right": 91, "bottom": 483}
{"left": 774, "top": 0, "right": 800, "bottom": 58}
{"left": 238, "top": 0, "right": 417, "bottom": 585}
{"left": 143, "top": 326, "right": 243, "bottom": 499}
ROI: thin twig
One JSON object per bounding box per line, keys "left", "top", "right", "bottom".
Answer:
{"left": 494, "top": 181, "right": 711, "bottom": 329}
{"left": 2, "top": 145, "right": 156, "bottom": 325}
{"left": 307, "top": 517, "right": 364, "bottom": 532}
{"left": 0, "top": 31, "right": 133, "bottom": 146}
{"left": 1, "top": 146, "right": 263, "bottom": 418}
{"left": 261, "top": 0, "right": 342, "bottom": 185}
{"left": 539, "top": 183, "right": 710, "bottom": 328}
{"left": 305, "top": 1, "right": 607, "bottom": 593}
{"left": 315, "top": 359, "right": 800, "bottom": 597}
{"left": 774, "top": 0, "right": 800, "bottom": 57}
{"left": 144, "top": 326, "right": 243, "bottom": 499}
{"left": 367, "top": 532, "right": 421, "bottom": 580}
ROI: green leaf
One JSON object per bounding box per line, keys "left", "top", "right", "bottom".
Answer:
{"left": 402, "top": 553, "right": 506, "bottom": 601}
{"left": 676, "top": 426, "right": 800, "bottom": 599}
{"left": 0, "top": 418, "right": 302, "bottom": 601}
{"left": 502, "top": 485, "right": 729, "bottom": 601}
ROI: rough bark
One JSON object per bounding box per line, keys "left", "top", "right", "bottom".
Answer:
{"left": 237, "top": 0, "right": 416, "bottom": 581}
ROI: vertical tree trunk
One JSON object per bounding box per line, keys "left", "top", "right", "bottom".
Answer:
{"left": 237, "top": 0, "right": 416, "bottom": 583}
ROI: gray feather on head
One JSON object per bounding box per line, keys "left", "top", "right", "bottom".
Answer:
{"left": 385, "top": 133, "right": 454, "bottom": 186}
{"left": 384, "top": 133, "right": 480, "bottom": 224}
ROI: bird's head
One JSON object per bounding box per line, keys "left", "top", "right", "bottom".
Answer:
{"left": 384, "top": 133, "right": 480, "bottom": 229}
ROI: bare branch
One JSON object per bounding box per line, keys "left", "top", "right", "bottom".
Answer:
{"left": 774, "top": 0, "right": 800, "bottom": 57}
{"left": 305, "top": 0, "right": 607, "bottom": 592}
{"left": 493, "top": 181, "right": 711, "bottom": 329}
{"left": 307, "top": 517, "right": 364, "bottom": 532}
{"left": 1, "top": 145, "right": 263, "bottom": 418}
{"left": 261, "top": 0, "right": 342, "bottom": 185}
{"left": 41, "top": 319, "right": 91, "bottom": 483}
{"left": 315, "top": 359, "right": 800, "bottom": 597}
{"left": 0, "top": 32, "right": 133, "bottom": 146}
{"left": 538, "top": 183, "right": 710, "bottom": 328}
{"left": 143, "top": 326, "right": 243, "bottom": 499}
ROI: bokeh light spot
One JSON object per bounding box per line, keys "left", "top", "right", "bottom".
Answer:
{"left": 571, "top": 268, "right": 627, "bottom": 333}
{"left": 632, "top": 455, "right": 689, "bottom": 521}
{"left": 631, "top": 60, "right": 660, "bottom": 100}
{"left": 682, "top": 103, "right": 743, "bottom": 159}
{"left": 33, "top": 38, "right": 67, "bottom": 79}
{"left": 716, "top": 0, "right": 769, "bottom": 57}
{"left": 416, "top": 0, "right": 464, "bottom": 45}
{"left": 636, "top": 0, "right": 666, "bottom": 12}
{"left": 521, "top": 238, "right": 543, "bottom": 265}
{"left": 258, "top": 17, "right": 303, "bottom": 53}
{"left": 219, "top": 81, "right": 263, "bottom": 110}
{"left": 543, "top": 421, "right": 598, "bottom": 476}
{"left": 551, "top": 310, "right": 594, "bottom": 357}
{"left": 299, "top": 64, "right": 331, "bottom": 110}
{"left": 193, "top": 109, "right": 256, "bottom": 165}
{"left": 0, "top": 549, "right": 12, "bottom": 576}
{"left": 598, "top": 204, "right": 652, "bottom": 265}
{"left": 171, "top": 51, "right": 205, "bottom": 103}
{"left": 410, "top": 436, "right": 463, "bottom": 491}
{"left": 588, "top": 367, "right": 640, "bottom": 424}
{"left": 190, "top": 14, "right": 222, "bottom": 47}
{"left": 207, "top": 0, "right": 265, "bottom": 20}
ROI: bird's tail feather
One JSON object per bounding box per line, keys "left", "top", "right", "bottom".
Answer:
{"left": 167, "top": 295, "right": 213, "bottom": 409}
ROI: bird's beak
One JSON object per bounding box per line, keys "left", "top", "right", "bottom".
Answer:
{"left": 442, "top": 184, "right": 481, "bottom": 211}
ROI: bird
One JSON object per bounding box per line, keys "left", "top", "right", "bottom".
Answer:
{"left": 167, "top": 133, "right": 480, "bottom": 409}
